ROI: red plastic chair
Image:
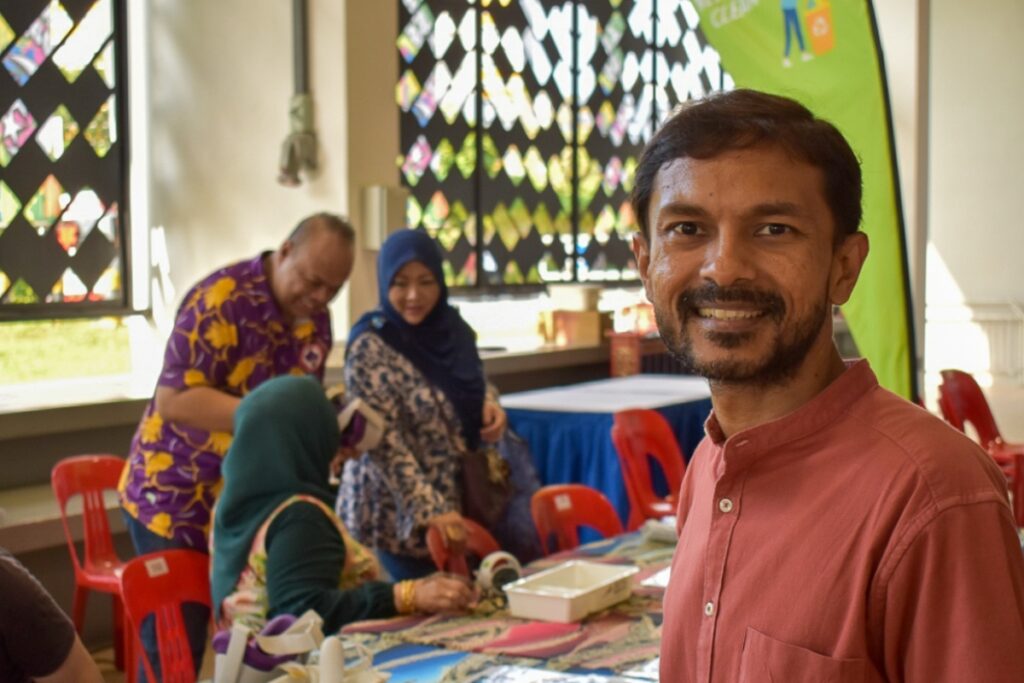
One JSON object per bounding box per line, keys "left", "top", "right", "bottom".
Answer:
{"left": 425, "top": 517, "right": 501, "bottom": 577}
{"left": 51, "top": 455, "right": 133, "bottom": 678}
{"left": 611, "top": 409, "right": 687, "bottom": 530}
{"left": 120, "top": 550, "right": 211, "bottom": 683}
{"left": 938, "top": 369, "right": 1024, "bottom": 526}
{"left": 531, "top": 484, "right": 624, "bottom": 555}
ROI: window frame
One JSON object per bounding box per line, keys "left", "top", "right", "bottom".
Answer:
{"left": 0, "top": 0, "right": 133, "bottom": 321}
{"left": 397, "top": 0, "right": 730, "bottom": 294}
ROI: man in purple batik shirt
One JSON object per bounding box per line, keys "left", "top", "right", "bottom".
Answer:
{"left": 118, "top": 212, "right": 356, "bottom": 679}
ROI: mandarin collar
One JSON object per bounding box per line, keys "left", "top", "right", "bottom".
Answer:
{"left": 703, "top": 360, "right": 878, "bottom": 460}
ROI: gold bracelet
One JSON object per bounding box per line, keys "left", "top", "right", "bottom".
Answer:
{"left": 397, "top": 580, "right": 416, "bottom": 614}
{"left": 404, "top": 580, "right": 416, "bottom": 613}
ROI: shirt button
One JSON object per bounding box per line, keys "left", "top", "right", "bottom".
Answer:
{"left": 704, "top": 601, "right": 715, "bottom": 616}
{"left": 718, "top": 498, "right": 734, "bottom": 513}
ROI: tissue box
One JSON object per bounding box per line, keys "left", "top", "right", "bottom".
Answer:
{"left": 504, "top": 560, "right": 639, "bottom": 623}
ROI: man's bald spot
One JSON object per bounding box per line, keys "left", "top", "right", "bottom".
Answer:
{"left": 288, "top": 212, "right": 356, "bottom": 249}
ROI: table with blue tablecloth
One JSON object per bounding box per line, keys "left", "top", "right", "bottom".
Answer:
{"left": 500, "top": 375, "right": 712, "bottom": 524}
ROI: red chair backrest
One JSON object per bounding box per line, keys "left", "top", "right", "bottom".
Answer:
{"left": 611, "top": 409, "right": 686, "bottom": 526}
{"left": 51, "top": 455, "right": 127, "bottom": 575}
{"left": 938, "top": 369, "right": 1003, "bottom": 448}
{"left": 531, "top": 484, "right": 624, "bottom": 555}
{"left": 120, "top": 550, "right": 211, "bottom": 683}
{"left": 426, "top": 517, "right": 500, "bottom": 577}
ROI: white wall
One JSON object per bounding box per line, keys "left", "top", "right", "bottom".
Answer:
{"left": 927, "top": 0, "right": 1024, "bottom": 305}
{"left": 146, "top": 0, "right": 351, "bottom": 334}
{"left": 874, "top": 0, "right": 1024, "bottom": 386}
{"left": 925, "top": 0, "right": 1024, "bottom": 384}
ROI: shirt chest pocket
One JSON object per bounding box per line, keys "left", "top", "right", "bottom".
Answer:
{"left": 739, "top": 627, "right": 867, "bottom": 683}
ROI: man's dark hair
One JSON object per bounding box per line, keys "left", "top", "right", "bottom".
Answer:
{"left": 288, "top": 212, "right": 356, "bottom": 246}
{"left": 631, "top": 89, "right": 862, "bottom": 243}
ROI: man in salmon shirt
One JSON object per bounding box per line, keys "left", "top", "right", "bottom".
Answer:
{"left": 631, "top": 89, "right": 1024, "bottom": 681}
{"left": 118, "top": 212, "right": 356, "bottom": 680}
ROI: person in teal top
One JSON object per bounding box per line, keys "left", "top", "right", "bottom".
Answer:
{"left": 211, "top": 375, "right": 474, "bottom": 634}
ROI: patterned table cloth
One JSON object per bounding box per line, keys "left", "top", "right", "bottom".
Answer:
{"left": 341, "top": 532, "right": 673, "bottom": 681}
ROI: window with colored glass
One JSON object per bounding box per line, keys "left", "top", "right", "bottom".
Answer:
{"left": 0, "top": 0, "right": 128, "bottom": 319}
{"left": 397, "top": 0, "right": 732, "bottom": 289}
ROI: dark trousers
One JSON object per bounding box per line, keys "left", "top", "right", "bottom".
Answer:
{"left": 123, "top": 511, "right": 209, "bottom": 682}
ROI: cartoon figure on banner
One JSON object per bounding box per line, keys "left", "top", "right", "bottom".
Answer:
{"left": 781, "top": 0, "right": 835, "bottom": 67}
{"left": 781, "top": 0, "right": 812, "bottom": 67}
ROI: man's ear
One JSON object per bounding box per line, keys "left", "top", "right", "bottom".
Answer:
{"left": 632, "top": 232, "right": 653, "bottom": 302}
{"left": 276, "top": 238, "right": 297, "bottom": 266}
{"left": 829, "top": 231, "right": 869, "bottom": 306}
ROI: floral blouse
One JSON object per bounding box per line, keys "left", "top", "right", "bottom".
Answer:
{"left": 337, "top": 331, "right": 495, "bottom": 558}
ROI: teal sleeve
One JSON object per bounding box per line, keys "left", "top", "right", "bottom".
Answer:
{"left": 264, "top": 502, "right": 398, "bottom": 632}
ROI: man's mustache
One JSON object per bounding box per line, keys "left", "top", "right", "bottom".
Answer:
{"left": 678, "top": 283, "right": 785, "bottom": 321}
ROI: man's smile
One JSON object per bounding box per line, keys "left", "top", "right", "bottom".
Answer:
{"left": 695, "top": 307, "right": 764, "bottom": 321}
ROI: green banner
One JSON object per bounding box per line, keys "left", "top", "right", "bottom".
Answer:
{"left": 691, "top": 0, "right": 916, "bottom": 398}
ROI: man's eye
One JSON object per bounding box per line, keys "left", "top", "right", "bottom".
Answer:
{"left": 757, "top": 223, "right": 791, "bottom": 236}
{"left": 669, "top": 222, "right": 701, "bottom": 236}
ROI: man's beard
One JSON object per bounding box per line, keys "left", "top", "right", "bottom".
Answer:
{"left": 655, "top": 282, "right": 829, "bottom": 387}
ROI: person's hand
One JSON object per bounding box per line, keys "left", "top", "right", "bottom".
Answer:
{"left": 328, "top": 446, "right": 359, "bottom": 483}
{"left": 480, "top": 399, "right": 507, "bottom": 443}
{"left": 428, "top": 511, "right": 468, "bottom": 556}
{"left": 412, "top": 573, "right": 476, "bottom": 614}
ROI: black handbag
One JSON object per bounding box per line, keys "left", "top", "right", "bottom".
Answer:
{"left": 460, "top": 444, "right": 512, "bottom": 527}
{"left": 431, "top": 387, "right": 512, "bottom": 527}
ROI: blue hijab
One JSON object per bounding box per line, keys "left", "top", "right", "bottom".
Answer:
{"left": 348, "top": 229, "right": 485, "bottom": 449}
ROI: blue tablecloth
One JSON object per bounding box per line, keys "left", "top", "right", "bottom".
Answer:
{"left": 501, "top": 375, "right": 712, "bottom": 525}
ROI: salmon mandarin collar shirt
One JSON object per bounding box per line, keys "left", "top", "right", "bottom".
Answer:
{"left": 660, "top": 360, "right": 1024, "bottom": 683}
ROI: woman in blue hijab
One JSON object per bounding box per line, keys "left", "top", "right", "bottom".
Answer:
{"left": 338, "top": 229, "right": 508, "bottom": 580}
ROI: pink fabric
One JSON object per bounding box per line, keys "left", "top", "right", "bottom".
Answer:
{"left": 661, "top": 360, "right": 1024, "bottom": 682}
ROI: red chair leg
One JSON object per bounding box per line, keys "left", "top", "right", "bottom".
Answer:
{"left": 123, "top": 611, "right": 136, "bottom": 683}
{"left": 112, "top": 595, "right": 125, "bottom": 671}
{"left": 71, "top": 585, "right": 89, "bottom": 633}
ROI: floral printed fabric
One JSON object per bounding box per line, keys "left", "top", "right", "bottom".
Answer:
{"left": 118, "top": 254, "right": 331, "bottom": 548}
{"left": 215, "top": 495, "right": 380, "bottom": 631}
{"left": 338, "top": 331, "right": 495, "bottom": 558}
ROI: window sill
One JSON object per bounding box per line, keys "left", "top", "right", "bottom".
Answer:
{"left": 0, "top": 342, "right": 610, "bottom": 439}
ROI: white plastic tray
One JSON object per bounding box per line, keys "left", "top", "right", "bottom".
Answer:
{"left": 504, "top": 560, "right": 639, "bottom": 623}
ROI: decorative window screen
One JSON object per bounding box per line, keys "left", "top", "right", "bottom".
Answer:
{"left": 398, "top": 0, "right": 731, "bottom": 288}
{"left": 0, "top": 0, "right": 128, "bottom": 319}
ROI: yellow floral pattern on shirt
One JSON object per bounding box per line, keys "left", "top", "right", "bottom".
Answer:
{"left": 184, "top": 369, "right": 208, "bottom": 387}
{"left": 204, "top": 276, "right": 236, "bottom": 309}
{"left": 119, "top": 256, "right": 332, "bottom": 547}
{"left": 206, "top": 432, "right": 232, "bottom": 457}
{"left": 227, "top": 356, "right": 258, "bottom": 388}
{"left": 204, "top": 321, "right": 238, "bottom": 349}
{"left": 144, "top": 451, "right": 174, "bottom": 477}
{"left": 140, "top": 413, "right": 164, "bottom": 444}
{"left": 148, "top": 512, "right": 173, "bottom": 537}
{"left": 293, "top": 320, "right": 315, "bottom": 340}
